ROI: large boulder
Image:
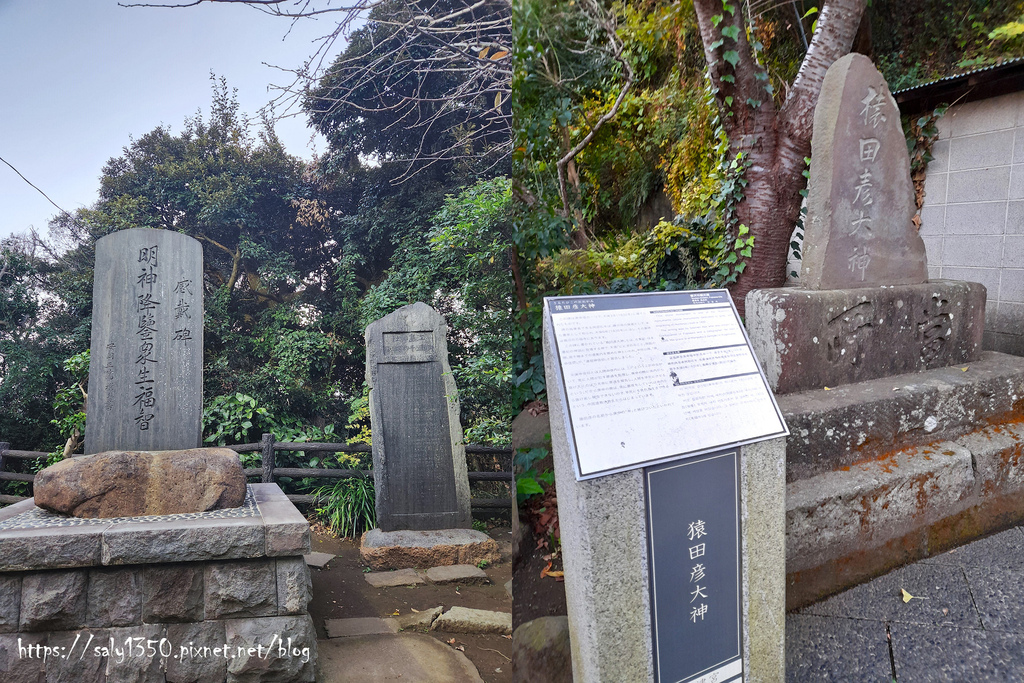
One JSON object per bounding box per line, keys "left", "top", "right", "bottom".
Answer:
{"left": 33, "top": 448, "right": 246, "bottom": 518}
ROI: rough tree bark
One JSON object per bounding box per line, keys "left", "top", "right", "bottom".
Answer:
{"left": 693, "top": 0, "right": 867, "bottom": 315}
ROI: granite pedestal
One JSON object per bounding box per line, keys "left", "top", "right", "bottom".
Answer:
{"left": 0, "top": 484, "right": 316, "bottom": 683}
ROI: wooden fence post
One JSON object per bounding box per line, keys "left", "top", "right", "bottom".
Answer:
{"left": 0, "top": 442, "right": 8, "bottom": 481}
{"left": 261, "top": 433, "right": 275, "bottom": 484}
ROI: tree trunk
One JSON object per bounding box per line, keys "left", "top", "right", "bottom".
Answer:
{"left": 693, "top": 0, "right": 867, "bottom": 315}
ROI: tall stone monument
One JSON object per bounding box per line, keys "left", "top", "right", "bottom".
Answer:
{"left": 85, "top": 227, "right": 203, "bottom": 454}
{"left": 742, "top": 55, "right": 1024, "bottom": 612}
{"left": 800, "top": 53, "right": 928, "bottom": 289}
{"left": 364, "top": 302, "right": 471, "bottom": 531}
{"left": 747, "top": 54, "right": 984, "bottom": 394}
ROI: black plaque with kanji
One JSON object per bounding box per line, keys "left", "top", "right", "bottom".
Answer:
{"left": 646, "top": 449, "right": 743, "bottom": 683}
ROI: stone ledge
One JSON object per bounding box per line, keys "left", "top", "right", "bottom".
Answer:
{"left": 746, "top": 280, "right": 985, "bottom": 394}
{"left": 787, "top": 422, "right": 1024, "bottom": 609}
{"left": 778, "top": 351, "right": 1024, "bottom": 482}
{"left": 0, "top": 484, "right": 309, "bottom": 572}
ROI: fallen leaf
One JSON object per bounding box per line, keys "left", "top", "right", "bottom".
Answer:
{"left": 901, "top": 588, "right": 914, "bottom": 603}
{"left": 410, "top": 608, "right": 420, "bottom": 613}
{"left": 961, "top": 367, "right": 969, "bottom": 372}
{"left": 448, "top": 638, "right": 456, "bottom": 645}
{"left": 390, "top": 610, "right": 400, "bottom": 616}
{"left": 456, "top": 645, "right": 465, "bottom": 652}
{"left": 943, "top": 608, "right": 949, "bottom": 616}
{"left": 824, "top": 386, "right": 831, "bottom": 391}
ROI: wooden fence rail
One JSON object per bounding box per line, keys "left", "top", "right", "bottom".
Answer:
{"left": 0, "top": 436, "right": 514, "bottom": 510}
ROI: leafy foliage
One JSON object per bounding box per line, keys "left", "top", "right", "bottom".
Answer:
{"left": 313, "top": 476, "right": 377, "bottom": 539}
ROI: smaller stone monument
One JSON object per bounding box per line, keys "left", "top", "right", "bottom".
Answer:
{"left": 364, "top": 302, "right": 471, "bottom": 531}
{"left": 360, "top": 303, "right": 497, "bottom": 569}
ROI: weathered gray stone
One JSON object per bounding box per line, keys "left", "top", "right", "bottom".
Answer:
{"left": 955, "top": 423, "right": 1024, "bottom": 494}
{"left": 365, "top": 302, "right": 471, "bottom": 531}
{"left": 143, "top": 564, "right": 204, "bottom": 623}
{"left": 302, "top": 551, "right": 334, "bottom": 569}
{"left": 746, "top": 281, "right": 986, "bottom": 395}
{"left": 164, "top": 621, "right": 228, "bottom": 683}
{"left": 740, "top": 437, "right": 787, "bottom": 682}
{"left": 0, "top": 525, "right": 104, "bottom": 572}
{"left": 424, "top": 564, "right": 490, "bottom": 585}
{"left": 777, "top": 351, "right": 1024, "bottom": 481}
{"left": 544, "top": 317, "right": 654, "bottom": 683}
{"left": 512, "top": 617, "right": 572, "bottom": 683}
{"left": 0, "top": 575, "right": 20, "bottom": 633}
{"left": 105, "top": 624, "right": 165, "bottom": 683}
{"left": 801, "top": 53, "right": 927, "bottom": 289}
{"left": 431, "top": 606, "right": 512, "bottom": 635}
{"left": 205, "top": 560, "right": 277, "bottom": 619}
{"left": 363, "top": 568, "right": 425, "bottom": 588}
{"left": 102, "top": 516, "right": 264, "bottom": 565}
{"left": 891, "top": 622, "right": 1024, "bottom": 681}
{"left": 388, "top": 606, "right": 443, "bottom": 631}
{"left": 325, "top": 617, "right": 399, "bottom": 638}
{"left": 787, "top": 440, "right": 975, "bottom": 576}
{"left": 42, "top": 628, "right": 109, "bottom": 683}
{"left": 224, "top": 614, "right": 316, "bottom": 682}
{"left": 0, "top": 632, "right": 46, "bottom": 683}
{"left": 85, "top": 228, "right": 204, "bottom": 454}
{"left": 251, "top": 484, "right": 311, "bottom": 557}
{"left": 276, "top": 557, "right": 312, "bottom": 616}
{"left": 88, "top": 567, "right": 142, "bottom": 627}
{"left": 34, "top": 447, "right": 245, "bottom": 518}
{"left": 19, "top": 570, "right": 87, "bottom": 632}
{"left": 360, "top": 528, "right": 499, "bottom": 570}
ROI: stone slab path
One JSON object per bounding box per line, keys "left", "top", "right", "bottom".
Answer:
{"left": 307, "top": 528, "right": 513, "bottom": 682}
{"left": 787, "top": 525, "right": 1024, "bottom": 681}
{"left": 318, "top": 634, "right": 485, "bottom": 683}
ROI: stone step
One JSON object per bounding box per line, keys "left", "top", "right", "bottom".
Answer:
{"left": 303, "top": 551, "right": 335, "bottom": 569}
{"left": 431, "top": 606, "right": 512, "bottom": 635}
{"left": 786, "top": 421, "right": 1024, "bottom": 609}
{"left": 363, "top": 568, "right": 425, "bottom": 588}
{"left": 424, "top": 564, "right": 490, "bottom": 585}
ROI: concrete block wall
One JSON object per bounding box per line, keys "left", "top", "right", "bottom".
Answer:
{"left": 920, "top": 91, "right": 1024, "bottom": 356}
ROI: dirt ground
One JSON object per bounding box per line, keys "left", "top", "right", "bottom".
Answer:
{"left": 308, "top": 526, "right": 515, "bottom": 683}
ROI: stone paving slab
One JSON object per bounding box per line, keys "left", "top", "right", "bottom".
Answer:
{"left": 799, "top": 562, "right": 981, "bottom": 628}
{"left": 920, "top": 527, "right": 1024, "bottom": 570}
{"left": 318, "top": 634, "right": 484, "bottom": 682}
{"left": 962, "top": 565, "right": 1024, "bottom": 632}
{"left": 363, "top": 568, "right": 425, "bottom": 588}
{"left": 786, "top": 614, "right": 892, "bottom": 682}
{"left": 891, "top": 623, "right": 1024, "bottom": 681}
{"left": 303, "top": 551, "right": 335, "bottom": 569}
{"left": 425, "top": 564, "right": 490, "bottom": 585}
{"left": 325, "top": 617, "right": 399, "bottom": 638}
{"left": 432, "top": 606, "right": 512, "bottom": 635}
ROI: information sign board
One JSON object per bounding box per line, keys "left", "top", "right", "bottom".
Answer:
{"left": 544, "top": 290, "right": 787, "bottom": 479}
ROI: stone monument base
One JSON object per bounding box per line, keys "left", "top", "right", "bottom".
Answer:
{"left": 360, "top": 528, "right": 500, "bottom": 570}
{"left": 781, "top": 352, "right": 1024, "bottom": 609}
{"left": 0, "top": 484, "right": 316, "bottom": 682}
{"left": 746, "top": 280, "right": 985, "bottom": 394}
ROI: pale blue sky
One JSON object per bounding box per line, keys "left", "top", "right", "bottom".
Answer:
{"left": 0, "top": 0, "right": 335, "bottom": 240}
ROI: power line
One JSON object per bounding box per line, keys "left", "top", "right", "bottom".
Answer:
{"left": 0, "top": 153, "right": 77, "bottom": 224}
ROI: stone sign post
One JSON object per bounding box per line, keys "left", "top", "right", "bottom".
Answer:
{"left": 365, "top": 302, "right": 471, "bottom": 532}
{"left": 544, "top": 291, "right": 788, "bottom": 683}
{"left": 85, "top": 228, "right": 204, "bottom": 454}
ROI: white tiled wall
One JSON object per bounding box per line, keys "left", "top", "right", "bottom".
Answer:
{"left": 920, "top": 92, "right": 1024, "bottom": 356}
